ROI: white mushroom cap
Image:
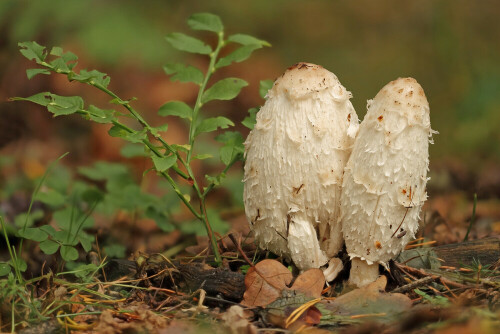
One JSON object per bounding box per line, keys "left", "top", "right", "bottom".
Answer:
{"left": 244, "top": 63, "right": 359, "bottom": 271}
{"left": 341, "top": 77, "right": 435, "bottom": 286}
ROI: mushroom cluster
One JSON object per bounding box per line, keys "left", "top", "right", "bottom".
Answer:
{"left": 243, "top": 64, "right": 435, "bottom": 286}
{"left": 243, "top": 63, "right": 359, "bottom": 273}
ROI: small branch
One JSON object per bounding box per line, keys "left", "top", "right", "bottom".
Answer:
{"left": 395, "top": 263, "right": 469, "bottom": 289}
{"left": 464, "top": 193, "right": 477, "bottom": 242}
{"left": 391, "top": 276, "right": 434, "bottom": 293}
{"left": 228, "top": 233, "right": 254, "bottom": 266}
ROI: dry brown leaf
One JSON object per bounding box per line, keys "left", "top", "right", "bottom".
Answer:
{"left": 241, "top": 259, "right": 293, "bottom": 307}
{"left": 290, "top": 268, "right": 325, "bottom": 298}
{"left": 324, "top": 276, "right": 412, "bottom": 319}
{"left": 221, "top": 305, "right": 257, "bottom": 334}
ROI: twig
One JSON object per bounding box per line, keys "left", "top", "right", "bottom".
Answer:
{"left": 464, "top": 193, "right": 477, "bottom": 242}
{"left": 395, "top": 263, "right": 469, "bottom": 289}
{"left": 229, "top": 233, "right": 254, "bottom": 267}
{"left": 392, "top": 276, "right": 434, "bottom": 293}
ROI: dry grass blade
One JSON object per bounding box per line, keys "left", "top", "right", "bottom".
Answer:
{"left": 284, "top": 298, "right": 321, "bottom": 328}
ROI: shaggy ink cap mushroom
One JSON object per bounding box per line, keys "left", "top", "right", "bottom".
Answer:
{"left": 340, "top": 77, "right": 436, "bottom": 287}
{"left": 244, "top": 63, "right": 359, "bottom": 277}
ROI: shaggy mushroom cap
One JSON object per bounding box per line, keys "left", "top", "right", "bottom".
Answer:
{"left": 341, "top": 77, "right": 435, "bottom": 286}
{"left": 244, "top": 63, "right": 359, "bottom": 272}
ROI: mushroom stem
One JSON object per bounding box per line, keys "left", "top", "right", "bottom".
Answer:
{"left": 348, "top": 258, "right": 379, "bottom": 287}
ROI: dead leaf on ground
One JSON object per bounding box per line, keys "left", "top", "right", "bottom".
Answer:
{"left": 221, "top": 305, "right": 257, "bottom": 334}
{"left": 241, "top": 259, "right": 292, "bottom": 307}
{"left": 290, "top": 268, "right": 324, "bottom": 298}
{"left": 241, "top": 260, "right": 326, "bottom": 307}
{"left": 323, "top": 276, "right": 412, "bottom": 321}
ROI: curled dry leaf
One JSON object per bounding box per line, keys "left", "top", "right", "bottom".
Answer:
{"left": 241, "top": 259, "right": 325, "bottom": 307}
{"left": 290, "top": 268, "right": 325, "bottom": 298}
{"left": 241, "top": 259, "right": 292, "bottom": 307}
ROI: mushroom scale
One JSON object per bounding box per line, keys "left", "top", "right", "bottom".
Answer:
{"left": 244, "top": 63, "right": 359, "bottom": 271}
{"left": 340, "top": 77, "right": 436, "bottom": 287}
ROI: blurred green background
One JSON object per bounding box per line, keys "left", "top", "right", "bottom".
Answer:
{"left": 1, "top": 0, "right": 499, "bottom": 196}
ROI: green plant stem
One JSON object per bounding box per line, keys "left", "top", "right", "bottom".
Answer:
{"left": 464, "top": 193, "right": 477, "bottom": 242}
{"left": 202, "top": 156, "right": 238, "bottom": 198}
{"left": 70, "top": 200, "right": 99, "bottom": 245}
{"left": 18, "top": 152, "right": 69, "bottom": 258}
{"left": 1, "top": 216, "right": 23, "bottom": 284}
{"left": 186, "top": 31, "right": 225, "bottom": 164}
{"left": 160, "top": 171, "right": 202, "bottom": 220}
{"left": 180, "top": 31, "right": 225, "bottom": 264}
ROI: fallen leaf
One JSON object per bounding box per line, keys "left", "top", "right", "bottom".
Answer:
{"left": 241, "top": 259, "right": 292, "bottom": 307}
{"left": 221, "top": 305, "right": 257, "bottom": 334}
{"left": 322, "top": 276, "right": 412, "bottom": 322}
{"left": 304, "top": 305, "right": 322, "bottom": 325}
{"left": 290, "top": 268, "right": 325, "bottom": 298}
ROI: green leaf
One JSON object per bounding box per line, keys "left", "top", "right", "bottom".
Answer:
{"left": 39, "top": 225, "right": 56, "bottom": 237}
{"left": 50, "top": 57, "right": 70, "bottom": 72}
{"left": 13, "top": 93, "right": 84, "bottom": 117}
{"left": 70, "top": 263, "right": 98, "bottom": 279}
{"left": 151, "top": 154, "right": 177, "bottom": 172}
{"left": 242, "top": 107, "right": 258, "bottom": 130}
{"left": 11, "top": 92, "right": 50, "bottom": 106}
{"left": 206, "top": 173, "right": 226, "bottom": 187}
{"left": 18, "top": 41, "right": 47, "bottom": 63}
{"left": 50, "top": 46, "right": 63, "bottom": 56}
{"left": 227, "top": 34, "right": 271, "bottom": 47}
{"left": 163, "top": 63, "right": 204, "bottom": 85}
{"left": 108, "top": 126, "right": 146, "bottom": 143}
{"left": 14, "top": 210, "right": 44, "bottom": 228}
{"left": 61, "top": 52, "right": 78, "bottom": 68}
{"left": 81, "top": 188, "right": 104, "bottom": 204}
{"left": 39, "top": 239, "right": 60, "bottom": 255}
{"left": 26, "top": 68, "right": 50, "bottom": 79}
{"left": 35, "top": 189, "right": 66, "bottom": 207}
{"left": 215, "top": 131, "right": 244, "bottom": 165}
{"left": 79, "top": 232, "right": 94, "bottom": 252}
{"left": 193, "top": 154, "right": 213, "bottom": 160}
{"left": 216, "top": 44, "right": 261, "bottom": 69}
{"left": 9, "top": 258, "right": 27, "bottom": 272}
{"left": 158, "top": 101, "right": 192, "bottom": 119}
{"left": 86, "top": 105, "right": 116, "bottom": 124}
{"left": 171, "top": 144, "right": 191, "bottom": 152}
{"left": 79, "top": 162, "right": 129, "bottom": 181}
{"left": 202, "top": 78, "right": 248, "bottom": 103}
{"left": 120, "top": 143, "right": 147, "bottom": 158}
{"left": 103, "top": 244, "right": 126, "bottom": 258}
{"left": 71, "top": 69, "right": 110, "bottom": 88}
{"left": 53, "top": 206, "right": 94, "bottom": 232}
{"left": 165, "top": 33, "right": 212, "bottom": 55}
{"left": 259, "top": 79, "right": 274, "bottom": 99}
{"left": 47, "top": 95, "right": 84, "bottom": 116}
{"left": 150, "top": 124, "right": 168, "bottom": 138}
{"left": 187, "top": 13, "right": 223, "bottom": 33}
{"left": 0, "top": 263, "right": 11, "bottom": 276}
{"left": 60, "top": 245, "right": 79, "bottom": 262}
{"left": 110, "top": 97, "right": 137, "bottom": 106}
{"left": 195, "top": 117, "right": 234, "bottom": 136}
{"left": 18, "top": 227, "right": 48, "bottom": 242}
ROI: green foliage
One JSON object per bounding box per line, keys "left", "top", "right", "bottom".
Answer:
{"left": 414, "top": 289, "right": 451, "bottom": 307}
{"left": 13, "top": 12, "right": 270, "bottom": 264}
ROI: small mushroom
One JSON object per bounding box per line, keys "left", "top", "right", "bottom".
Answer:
{"left": 244, "top": 63, "right": 359, "bottom": 273}
{"left": 340, "top": 77, "right": 436, "bottom": 287}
